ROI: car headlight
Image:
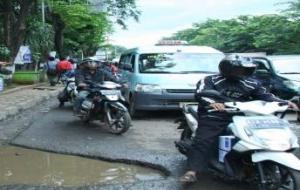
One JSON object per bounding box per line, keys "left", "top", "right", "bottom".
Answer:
{"left": 135, "top": 83, "right": 162, "bottom": 93}
{"left": 283, "top": 80, "right": 300, "bottom": 92}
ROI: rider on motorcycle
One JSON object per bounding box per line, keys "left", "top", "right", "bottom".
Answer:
{"left": 74, "top": 59, "right": 123, "bottom": 115}
{"left": 180, "top": 54, "right": 299, "bottom": 183}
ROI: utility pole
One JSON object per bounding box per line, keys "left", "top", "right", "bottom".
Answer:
{"left": 42, "top": 0, "right": 45, "bottom": 25}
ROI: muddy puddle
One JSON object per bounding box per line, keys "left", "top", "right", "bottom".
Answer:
{"left": 0, "top": 146, "right": 164, "bottom": 187}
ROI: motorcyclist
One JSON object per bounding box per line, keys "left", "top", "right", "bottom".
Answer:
{"left": 74, "top": 59, "right": 123, "bottom": 115}
{"left": 180, "top": 54, "right": 299, "bottom": 183}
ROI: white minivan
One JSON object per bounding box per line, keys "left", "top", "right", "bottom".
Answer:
{"left": 118, "top": 45, "right": 224, "bottom": 117}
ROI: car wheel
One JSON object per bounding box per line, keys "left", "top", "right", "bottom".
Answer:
{"left": 129, "top": 98, "right": 137, "bottom": 118}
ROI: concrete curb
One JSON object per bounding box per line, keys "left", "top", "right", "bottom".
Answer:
{"left": 0, "top": 83, "right": 48, "bottom": 96}
{"left": 0, "top": 87, "right": 62, "bottom": 121}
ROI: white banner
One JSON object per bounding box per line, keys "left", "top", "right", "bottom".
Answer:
{"left": 14, "top": 45, "right": 32, "bottom": 65}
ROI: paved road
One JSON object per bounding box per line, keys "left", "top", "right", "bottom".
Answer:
{"left": 1, "top": 99, "right": 299, "bottom": 189}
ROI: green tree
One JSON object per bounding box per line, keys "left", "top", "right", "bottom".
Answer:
{"left": 283, "top": 0, "right": 300, "bottom": 19}
{"left": 25, "top": 18, "right": 54, "bottom": 62}
{"left": 0, "top": 0, "right": 36, "bottom": 61}
{"left": 166, "top": 14, "right": 300, "bottom": 54}
{"left": 47, "top": 0, "right": 140, "bottom": 57}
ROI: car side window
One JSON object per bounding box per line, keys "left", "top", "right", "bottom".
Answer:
{"left": 119, "top": 55, "right": 128, "bottom": 66}
{"left": 119, "top": 54, "right": 130, "bottom": 67}
{"left": 253, "top": 59, "right": 271, "bottom": 74}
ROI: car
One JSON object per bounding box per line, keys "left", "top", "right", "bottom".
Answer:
{"left": 117, "top": 45, "right": 225, "bottom": 117}
{"left": 226, "top": 53, "right": 300, "bottom": 101}
{"left": 251, "top": 55, "right": 300, "bottom": 100}
{"left": 249, "top": 55, "right": 300, "bottom": 121}
{"left": 268, "top": 55, "right": 300, "bottom": 96}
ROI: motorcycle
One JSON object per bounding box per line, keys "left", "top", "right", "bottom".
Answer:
{"left": 57, "top": 75, "right": 78, "bottom": 107}
{"left": 175, "top": 90, "right": 300, "bottom": 190}
{"left": 78, "top": 81, "right": 131, "bottom": 135}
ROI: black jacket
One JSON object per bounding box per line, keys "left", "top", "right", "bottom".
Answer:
{"left": 195, "top": 74, "right": 286, "bottom": 112}
{"left": 75, "top": 68, "right": 121, "bottom": 86}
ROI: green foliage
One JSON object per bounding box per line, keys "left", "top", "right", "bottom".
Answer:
{"left": 91, "top": 0, "right": 141, "bottom": 29}
{"left": 46, "top": 0, "right": 139, "bottom": 57}
{"left": 0, "top": 46, "right": 10, "bottom": 61}
{"left": 165, "top": 0, "right": 300, "bottom": 54}
{"left": 283, "top": 0, "right": 300, "bottom": 20}
{"left": 25, "top": 18, "right": 55, "bottom": 62}
{"left": 167, "top": 14, "right": 300, "bottom": 54}
{"left": 51, "top": 1, "right": 111, "bottom": 56}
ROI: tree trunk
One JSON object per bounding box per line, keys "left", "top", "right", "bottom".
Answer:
{"left": 2, "top": 0, "right": 13, "bottom": 61}
{"left": 2, "top": 0, "right": 35, "bottom": 62}
{"left": 52, "top": 13, "right": 65, "bottom": 58}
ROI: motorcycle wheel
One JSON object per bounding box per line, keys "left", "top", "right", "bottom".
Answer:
{"left": 258, "top": 163, "right": 300, "bottom": 190}
{"left": 106, "top": 110, "right": 131, "bottom": 135}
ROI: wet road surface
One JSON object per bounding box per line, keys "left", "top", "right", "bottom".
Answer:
{"left": 1, "top": 101, "right": 299, "bottom": 189}
{"left": 0, "top": 146, "right": 164, "bottom": 187}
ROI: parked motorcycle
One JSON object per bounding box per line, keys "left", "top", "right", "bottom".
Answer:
{"left": 78, "top": 81, "right": 131, "bottom": 135}
{"left": 175, "top": 90, "right": 300, "bottom": 190}
{"left": 57, "top": 75, "right": 78, "bottom": 107}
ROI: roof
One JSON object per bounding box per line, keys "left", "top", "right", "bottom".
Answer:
{"left": 225, "top": 52, "right": 267, "bottom": 58}
{"left": 122, "top": 46, "right": 223, "bottom": 54}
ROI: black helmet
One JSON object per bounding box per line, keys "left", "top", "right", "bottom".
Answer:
{"left": 219, "top": 54, "right": 257, "bottom": 79}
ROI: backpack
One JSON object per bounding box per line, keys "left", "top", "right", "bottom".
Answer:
{"left": 46, "top": 62, "right": 57, "bottom": 75}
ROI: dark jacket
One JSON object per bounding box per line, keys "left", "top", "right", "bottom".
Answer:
{"left": 75, "top": 67, "right": 121, "bottom": 86}
{"left": 195, "top": 74, "right": 286, "bottom": 112}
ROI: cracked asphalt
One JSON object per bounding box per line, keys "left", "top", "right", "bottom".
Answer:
{"left": 1, "top": 98, "right": 299, "bottom": 190}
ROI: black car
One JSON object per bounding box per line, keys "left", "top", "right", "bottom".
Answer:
{"left": 252, "top": 56, "right": 299, "bottom": 121}
{"left": 252, "top": 56, "right": 299, "bottom": 99}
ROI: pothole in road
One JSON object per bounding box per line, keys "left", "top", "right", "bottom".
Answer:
{"left": 0, "top": 146, "right": 165, "bottom": 187}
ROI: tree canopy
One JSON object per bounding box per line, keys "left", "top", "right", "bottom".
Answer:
{"left": 164, "top": 0, "right": 300, "bottom": 54}
{"left": 0, "top": 0, "right": 139, "bottom": 62}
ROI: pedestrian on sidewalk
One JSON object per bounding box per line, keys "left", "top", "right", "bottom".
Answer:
{"left": 45, "top": 56, "right": 58, "bottom": 86}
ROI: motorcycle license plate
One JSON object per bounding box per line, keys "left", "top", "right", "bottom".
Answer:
{"left": 100, "top": 90, "right": 120, "bottom": 95}
{"left": 244, "top": 117, "right": 289, "bottom": 129}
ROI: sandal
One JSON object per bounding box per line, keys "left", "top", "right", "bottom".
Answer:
{"left": 179, "top": 172, "right": 197, "bottom": 183}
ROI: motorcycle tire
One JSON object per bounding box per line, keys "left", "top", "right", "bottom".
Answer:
{"left": 106, "top": 111, "right": 131, "bottom": 135}
{"left": 258, "top": 163, "right": 300, "bottom": 190}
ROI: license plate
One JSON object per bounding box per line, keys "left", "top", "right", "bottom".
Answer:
{"left": 100, "top": 90, "right": 120, "bottom": 95}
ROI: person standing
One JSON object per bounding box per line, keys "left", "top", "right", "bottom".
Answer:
{"left": 45, "top": 56, "right": 58, "bottom": 86}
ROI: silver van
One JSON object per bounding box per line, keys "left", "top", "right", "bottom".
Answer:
{"left": 118, "top": 45, "right": 224, "bottom": 117}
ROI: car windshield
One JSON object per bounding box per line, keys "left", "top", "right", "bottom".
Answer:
{"left": 138, "top": 53, "right": 224, "bottom": 74}
{"left": 271, "top": 57, "right": 300, "bottom": 74}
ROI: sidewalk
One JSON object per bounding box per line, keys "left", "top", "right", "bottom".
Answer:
{"left": 0, "top": 83, "right": 63, "bottom": 121}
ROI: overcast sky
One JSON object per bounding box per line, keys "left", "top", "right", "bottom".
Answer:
{"left": 110, "top": 0, "right": 287, "bottom": 48}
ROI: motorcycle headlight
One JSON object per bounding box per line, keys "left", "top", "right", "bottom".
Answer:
{"left": 135, "top": 83, "right": 162, "bottom": 93}
{"left": 283, "top": 80, "right": 300, "bottom": 92}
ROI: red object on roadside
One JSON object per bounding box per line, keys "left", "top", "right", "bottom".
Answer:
{"left": 56, "top": 60, "right": 72, "bottom": 72}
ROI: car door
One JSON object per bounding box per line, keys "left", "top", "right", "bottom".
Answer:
{"left": 119, "top": 54, "right": 136, "bottom": 102}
